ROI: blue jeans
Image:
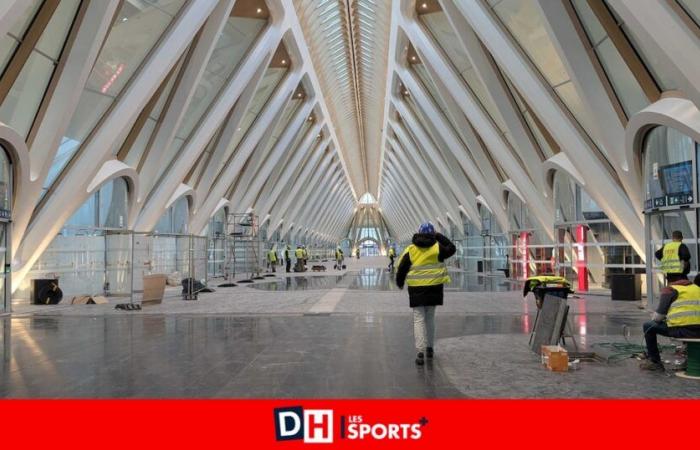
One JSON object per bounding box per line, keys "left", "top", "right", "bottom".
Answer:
{"left": 643, "top": 320, "right": 700, "bottom": 363}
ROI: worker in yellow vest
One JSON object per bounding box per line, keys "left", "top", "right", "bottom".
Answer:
{"left": 396, "top": 222, "right": 456, "bottom": 366}
{"left": 335, "top": 246, "right": 344, "bottom": 270}
{"left": 267, "top": 245, "right": 277, "bottom": 273}
{"left": 388, "top": 246, "right": 396, "bottom": 272}
{"left": 655, "top": 230, "right": 691, "bottom": 284}
{"left": 641, "top": 275, "right": 700, "bottom": 371}
{"left": 295, "top": 246, "right": 305, "bottom": 272}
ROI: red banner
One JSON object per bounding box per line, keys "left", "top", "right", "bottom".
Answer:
{"left": 1, "top": 400, "right": 698, "bottom": 448}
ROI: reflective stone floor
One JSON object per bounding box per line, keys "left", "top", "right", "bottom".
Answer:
{"left": 248, "top": 267, "right": 520, "bottom": 292}
{"left": 2, "top": 257, "right": 700, "bottom": 398}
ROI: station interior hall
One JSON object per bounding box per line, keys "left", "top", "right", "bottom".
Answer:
{"left": 2, "top": 0, "right": 700, "bottom": 398}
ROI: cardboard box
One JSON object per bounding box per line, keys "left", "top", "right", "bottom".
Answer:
{"left": 142, "top": 274, "right": 167, "bottom": 305}
{"left": 541, "top": 345, "right": 569, "bottom": 372}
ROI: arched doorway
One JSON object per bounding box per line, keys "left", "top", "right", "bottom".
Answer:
{"left": 0, "top": 145, "right": 9, "bottom": 313}
{"left": 358, "top": 237, "right": 380, "bottom": 257}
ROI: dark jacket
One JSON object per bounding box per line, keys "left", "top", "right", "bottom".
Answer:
{"left": 396, "top": 233, "right": 456, "bottom": 307}
{"left": 655, "top": 242, "right": 691, "bottom": 275}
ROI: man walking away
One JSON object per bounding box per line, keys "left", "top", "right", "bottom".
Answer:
{"left": 285, "top": 245, "right": 291, "bottom": 273}
{"left": 655, "top": 230, "right": 691, "bottom": 284}
{"left": 388, "top": 246, "right": 396, "bottom": 272}
{"left": 267, "top": 245, "right": 277, "bottom": 273}
{"left": 640, "top": 274, "right": 700, "bottom": 371}
{"left": 396, "top": 222, "right": 456, "bottom": 366}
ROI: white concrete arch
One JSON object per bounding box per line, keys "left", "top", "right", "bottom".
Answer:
{"left": 87, "top": 159, "right": 140, "bottom": 230}
{"left": 625, "top": 96, "right": 700, "bottom": 186}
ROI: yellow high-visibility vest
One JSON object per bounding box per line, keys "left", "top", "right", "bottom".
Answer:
{"left": 661, "top": 241, "right": 683, "bottom": 274}
{"left": 267, "top": 250, "right": 277, "bottom": 263}
{"left": 389, "top": 248, "right": 395, "bottom": 257}
{"left": 405, "top": 243, "right": 450, "bottom": 287}
{"left": 668, "top": 284, "right": 700, "bottom": 327}
{"left": 295, "top": 248, "right": 304, "bottom": 259}
{"left": 527, "top": 275, "right": 570, "bottom": 290}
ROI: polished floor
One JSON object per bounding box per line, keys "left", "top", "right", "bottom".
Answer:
{"left": 2, "top": 257, "right": 700, "bottom": 398}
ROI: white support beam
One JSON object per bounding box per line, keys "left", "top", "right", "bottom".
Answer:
{"left": 456, "top": 0, "right": 644, "bottom": 259}
{"left": 230, "top": 99, "right": 317, "bottom": 210}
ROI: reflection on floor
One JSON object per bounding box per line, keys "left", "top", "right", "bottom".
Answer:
{"left": 248, "top": 275, "right": 344, "bottom": 291}
{"left": 347, "top": 268, "right": 520, "bottom": 292}
{"left": 1, "top": 256, "right": 699, "bottom": 398}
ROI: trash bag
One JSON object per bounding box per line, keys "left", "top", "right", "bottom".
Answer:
{"left": 181, "top": 278, "right": 206, "bottom": 295}
{"left": 37, "top": 282, "right": 63, "bottom": 305}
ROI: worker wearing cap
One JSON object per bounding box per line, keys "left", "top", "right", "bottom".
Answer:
{"left": 396, "top": 222, "right": 456, "bottom": 366}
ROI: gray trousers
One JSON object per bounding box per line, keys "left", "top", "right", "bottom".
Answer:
{"left": 413, "top": 306, "right": 436, "bottom": 352}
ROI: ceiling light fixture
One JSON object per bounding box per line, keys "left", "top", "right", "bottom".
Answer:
{"left": 256, "top": 7, "right": 263, "bottom": 14}
{"left": 421, "top": 3, "right": 428, "bottom": 9}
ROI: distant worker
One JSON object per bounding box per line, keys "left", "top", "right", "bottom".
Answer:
{"left": 284, "top": 245, "right": 292, "bottom": 273}
{"left": 295, "top": 245, "right": 305, "bottom": 272}
{"left": 302, "top": 245, "right": 309, "bottom": 266}
{"left": 396, "top": 222, "right": 456, "bottom": 366}
{"left": 267, "top": 245, "right": 277, "bottom": 273}
{"left": 335, "top": 246, "right": 344, "bottom": 270}
{"left": 640, "top": 274, "right": 700, "bottom": 371}
{"left": 655, "top": 230, "right": 691, "bottom": 284}
{"left": 356, "top": 248, "right": 360, "bottom": 259}
{"left": 388, "top": 246, "right": 396, "bottom": 272}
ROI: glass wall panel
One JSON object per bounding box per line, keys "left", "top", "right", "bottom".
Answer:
{"left": 490, "top": 0, "right": 604, "bottom": 154}
{"left": 43, "top": 0, "right": 186, "bottom": 195}
{"left": 571, "top": 0, "right": 648, "bottom": 117}
{"left": 210, "top": 67, "right": 287, "bottom": 182}
{"left": 152, "top": 15, "right": 267, "bottom": 185}
{"left": 0, "top": 0, "right": 42, "bottom": 75}
{"left": 678, "top": 0, "right": 700, "bottom": 28}
{"left": 553, "top": 170, "right": 642, "bottom": 290}
{"left": 0, "top": 0, "right": 81, "bottom": 138}
{"left": 420, "top": 10, "right": 508, "bottom": 134}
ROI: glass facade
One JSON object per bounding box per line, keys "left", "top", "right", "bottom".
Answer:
{"left": 207, "top": 207, "right": 227, "bottom": 278}
{"left": 151, "top": 14, "right": 268, "bottom": 188}
{"left": 507, "top": 193, "right": 553, "bottom": 279}
{"left": 43, "top": 0, "right": 188, "bottom": 196}
{"left": 154, "top": 195, "right": 190, "bottom": 234}
{"left": 643, "top": 126, "right": 700, "bottom": 304}
{"left": 0, "top": 0, "right": 82, "bottom": 138}
{"left": 571, "top": 0, "right": 649, "bottom": 118}
{"left": 553, "top": 170, "right": 642, "bottom": 290}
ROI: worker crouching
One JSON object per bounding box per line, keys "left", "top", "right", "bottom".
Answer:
{"left": 640, "top": 274, "right": 700, "bottom": 371}
{"left": 396, "top": 222, "right": 456, "bottom": 365}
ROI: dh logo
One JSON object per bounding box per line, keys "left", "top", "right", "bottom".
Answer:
{"left": 274, "top": 406, "right": 333, "bottom": 444}
{"left": 274, "top": 407, "right": 333, "bottom": 443}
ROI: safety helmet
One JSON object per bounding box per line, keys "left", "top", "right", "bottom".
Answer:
{"left": 418, "top": 222, "right": 435, "bottom": 234}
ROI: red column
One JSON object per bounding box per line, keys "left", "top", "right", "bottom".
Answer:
{"left": 519, "top": 231, "right": 530, "bottom": 279}
{"left": 576, "top": 224, "right": 588, "bottom": 292}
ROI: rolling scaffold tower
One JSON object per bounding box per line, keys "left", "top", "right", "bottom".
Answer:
{"left": 224, "top": 213, "right": 263, "bottom": 282}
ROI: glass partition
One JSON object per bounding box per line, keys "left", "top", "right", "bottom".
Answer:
{"left": 643, "top": 125, "right": 700, "bottom": 306}
{"left": 507, "top": 193, "right": 554, "bottom": 279}
{"left": 553, "top": 171, "right": 643, "bottom": 291}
